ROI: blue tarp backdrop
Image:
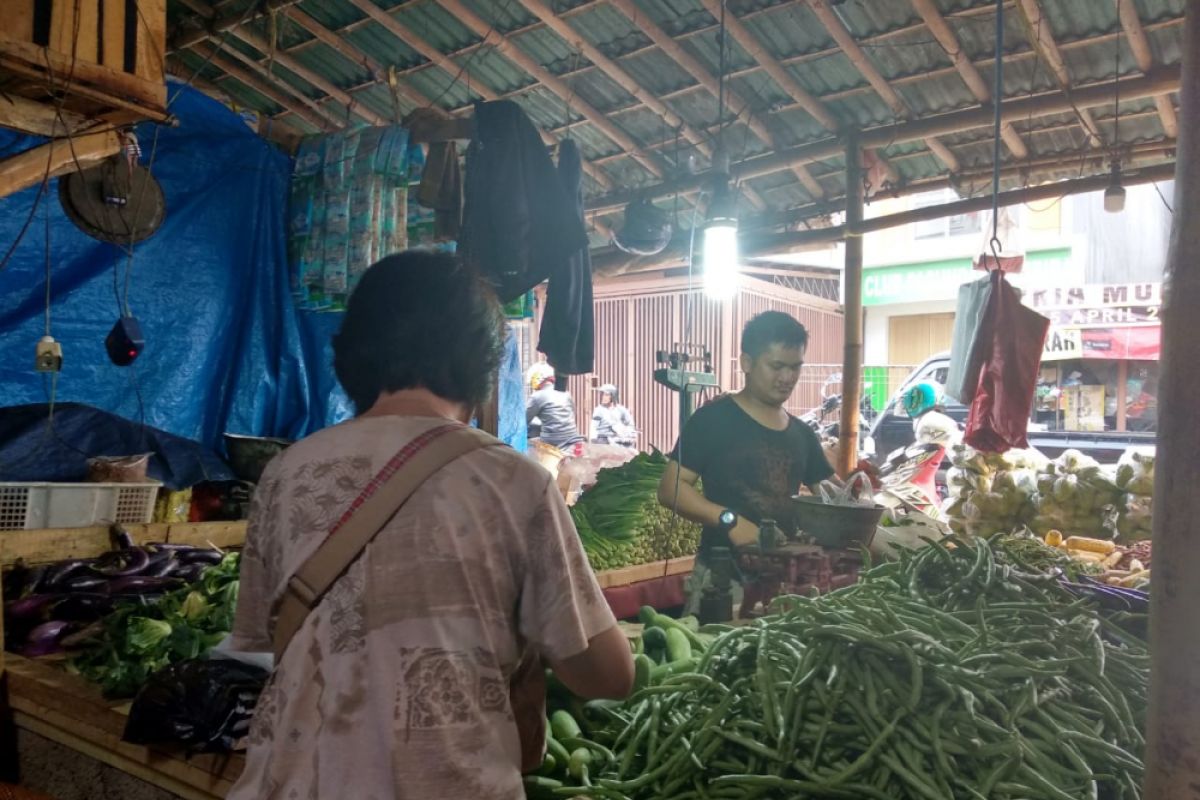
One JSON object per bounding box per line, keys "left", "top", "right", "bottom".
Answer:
{"left": 0, "top": 82, "right": 526, "bottom": 455}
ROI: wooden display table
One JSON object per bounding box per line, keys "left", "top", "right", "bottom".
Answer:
{"left": 596, "top": 557, "right": 695, "bottom": 619}
{"left": 6, "top": 655, "right": 241, "bottom": 799}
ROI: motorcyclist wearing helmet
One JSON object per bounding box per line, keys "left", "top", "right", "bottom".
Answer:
{"left": 526, "top": 364, "right": 585, "bottom": 450}
{"left": 590, "top": 384, "right": 637, "bottom": 447}
{"left": 903, "top": 381, "right": 961, "bottom": 446}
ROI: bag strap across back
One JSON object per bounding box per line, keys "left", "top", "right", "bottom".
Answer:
{"left": 272, "top": 425, "right": 501, "bottom": 661}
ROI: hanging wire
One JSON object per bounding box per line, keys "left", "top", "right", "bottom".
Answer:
{"left": 1112, "top": 0, "right": 1121, "bottom": 160}
{"left": 988, "top": 0, "right": 1005, "bottom": 268}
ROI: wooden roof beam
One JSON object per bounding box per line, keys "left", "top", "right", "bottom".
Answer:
{"left": 1114, "top": 0, "right": 1178, "bottom": 138}
{"left": 190, "top": 44, "right": 333, "bottom": 131}
{"left": 228, "top": 27, "right": 389, "bottom": 126}
{"left": 694, "top": 0, "right": 899, "bottom": 188}
{"left": 1014, "top": 0, "right": 1104, "bottom": 148}
{"left": 433, "top": 0, "right": 666, "bottom": 181}
{"left": 604, "top": 0, "right": 826, "bottom": 200}
{"left": 171, "top": 0, "right": 303, "bottom": 51}
{"left": 194, "top": 39, "right": 347, "bottom": 129}
{"left": 582, "top": 65, "right": 1179, "bottom": 211}
{"left": 515, "top": 0, "right": 767, "bottom": 211}
{"left": 909, "top": 0, "right": 1028, "bottom": 160}
{"left": 697, "top": 0, "right": 837, "bottom": 131}
{"left": 806, "top": 0, "right": 960, "bottom": 173}
{"left": 340, "top": 0, "right": 613, "bottom": 192}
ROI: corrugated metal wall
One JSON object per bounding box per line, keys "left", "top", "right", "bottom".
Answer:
{"left": 535, "top": 276, "right": 844, "bottom": 453}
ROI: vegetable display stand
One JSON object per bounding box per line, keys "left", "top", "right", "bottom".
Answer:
{"left": 5, "top": 654, "right": 241, "bottom": 799}
{"left": 595, "top": 556, "right": 693, "bottom": 619}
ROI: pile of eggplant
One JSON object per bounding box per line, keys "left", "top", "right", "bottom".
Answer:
{"left": 4, "top": 536, "right": 226, "bottom": 659}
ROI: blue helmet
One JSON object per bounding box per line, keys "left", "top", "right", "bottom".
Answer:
{"left": 903, "top": 381, "right": 944, "bottom": 417}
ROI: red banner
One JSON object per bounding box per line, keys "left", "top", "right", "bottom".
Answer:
{"left": 1079, "top": 326, "right": 1160, "bottom": 360}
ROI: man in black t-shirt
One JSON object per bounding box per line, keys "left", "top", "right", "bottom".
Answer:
{"left": 657, "top": 311, "right": 835, "bottom": 610}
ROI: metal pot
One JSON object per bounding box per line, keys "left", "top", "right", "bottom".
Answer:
{"left": 223, "top": 434, "right": 293, "bottom": 483}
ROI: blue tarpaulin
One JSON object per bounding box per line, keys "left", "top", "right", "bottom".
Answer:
{"left": 0, "top": 81, "right": 525, "bottom": 461}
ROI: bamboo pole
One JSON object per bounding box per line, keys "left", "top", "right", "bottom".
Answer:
{"left": 1114, "top": 0, "right": 1179, "bottom": 137}
{"left": 837, "top": 131, "right": 865, "bottom": 477}
{"left": 1014, "top": 0, "right": 1103, "bottom": 148}
{"left": 1143, "top": 4, "right": 1200, "bottom": 796}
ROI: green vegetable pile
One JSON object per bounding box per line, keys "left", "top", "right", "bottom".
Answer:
{"left": 531, "top": 536, "right": 1148, "bottom": 799}
{"left": 571, "top": 452, "right": 700, "bottom": 571}
{"left": 70, "top": 553, "right": 241, "bottom": 697}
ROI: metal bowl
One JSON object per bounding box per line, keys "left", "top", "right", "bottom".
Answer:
{"left": 223, "top": 434, "right": 293, "bottom": 483}
{"left": 792, "top": 495, "right": 884, "bottom": 549}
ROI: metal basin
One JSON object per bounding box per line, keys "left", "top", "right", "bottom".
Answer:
{"left": 223, "top": 434, "right": 293, "bottom": 483}
{"left": 792, "top": 495, "right": 884, "bottom": 549}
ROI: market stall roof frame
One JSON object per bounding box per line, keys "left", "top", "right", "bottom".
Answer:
{"left": 165, "top": 0, "right": 1185, "bottom": 254}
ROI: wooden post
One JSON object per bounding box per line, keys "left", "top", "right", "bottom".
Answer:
{"left": 1144, "top": 3, "right": 1200, "bottom": 797}
{"left": 837, "top": 131, "right": 864, "bottom": 477}
{"left": 1116, "top": 359, "right": 1128, "bottom": 432}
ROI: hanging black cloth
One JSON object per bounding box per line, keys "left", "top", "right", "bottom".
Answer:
{"left": 460, "top": 101, "right": 589, "bottom": 302}
{"left": 537, "top": 139, "right": 594, "bottom": 375}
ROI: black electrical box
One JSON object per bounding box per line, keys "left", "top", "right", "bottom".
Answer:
{"left": 105, "top": 317, "right": 145, "bottom": 366}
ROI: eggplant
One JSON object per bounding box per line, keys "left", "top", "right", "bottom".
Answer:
{"left": 173, "top": 563, "right": 207, "bottom": 584}
{"left": 5, "top": 593, "right": 61, "bottom": 621}
{"left": 43, "top": 559, "right": 93, "bottom": 590}
{"left": 62, "top": 574, "right": 112, "bottom": 593}
{"left": 51, "top": 593, "right": 116, "bottom": 622}
{"left": 178, "top": 549, "right": 224, "bottom": 566}
{"left": 59, "top": 620, "right": 105, "bottom": 649}
{"left": 146, "top": 542, "right": 199, "bottom": 552}
{"left": 143, "top": 551, "right": 179, "bottom": 578}
{"left": 19, "top": 620, "right": 73, "bottom": 658}
{"left": 111, "top": 524, "right": 135, "bottom": 550}
{"left": 3, "top": 562, "right": 47, "bottom": 601}
{"left": 92, "top": 548, "right": 151, "bottom": 577}
{"left": 106, "top": 575, "right": 183, "bottom": 594}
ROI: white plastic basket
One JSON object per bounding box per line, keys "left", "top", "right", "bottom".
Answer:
{"left": 0, "top": 482, "right": 160, "bottom": 530}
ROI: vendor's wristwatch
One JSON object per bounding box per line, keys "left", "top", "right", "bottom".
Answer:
{"left": 717, "top": 509, "right": 738, "bottom": 530}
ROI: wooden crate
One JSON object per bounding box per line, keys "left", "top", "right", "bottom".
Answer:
{"left": 0, "top": 0, "right": 168, "bottom": 126}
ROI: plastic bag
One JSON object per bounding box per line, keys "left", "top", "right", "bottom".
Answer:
{"left": 123, "top": 658, "right": 268, "bottom": 753}
{"left": 945, "top": 275, "right": 995, "bottom": 404}
{"left": 871, "top": 506, "right": 949, "bottom": 559}
{"left": 819, "top": 472, "right": 875, "bottom": 508}
{"left": 964, "top": 271, "right": 1051, "bottom": 452}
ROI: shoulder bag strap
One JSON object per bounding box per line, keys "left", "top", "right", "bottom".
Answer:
{"left": 272, "top": 425, "right": 501, "bottom": 661}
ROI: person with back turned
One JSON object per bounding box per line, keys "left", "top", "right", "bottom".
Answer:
{"left": 227, "top": 252, "right": 632, "bottom": 799}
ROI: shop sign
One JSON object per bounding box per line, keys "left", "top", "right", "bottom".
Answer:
{"left": 1042, "top": 328, "right": 1083, "bottom": 361}
{"left": 1025, "top": 283, "right": 1160, "bottom": 327}
{"left": 862, "top": 248, "right": 1072, "bottom": 306}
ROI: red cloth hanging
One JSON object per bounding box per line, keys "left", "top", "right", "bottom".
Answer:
{"left": 963, "top": 270, "right": 1052, "bottom": 452}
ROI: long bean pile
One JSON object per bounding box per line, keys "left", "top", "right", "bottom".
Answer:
{"left": 537, "top": 537, "right": 1148, "bottom": 799}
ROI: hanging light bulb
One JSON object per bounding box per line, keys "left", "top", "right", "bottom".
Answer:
{"left": 1104, "top": 161, "right": 1123, "bottom": 212}
{"left": 1104, "top": 163, "right": 1126, "bottom": 213}
{"left": 703, "top": 181, "right": 739, "bottom": 300}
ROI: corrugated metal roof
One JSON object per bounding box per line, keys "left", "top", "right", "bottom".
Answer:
{"left": 169, "top": 0, "right": 1186, "bottom": 241}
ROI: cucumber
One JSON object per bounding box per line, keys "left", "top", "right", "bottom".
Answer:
{"left": 535, "top": 752, "right": 557, "bottom": 776}
{"left": 664, "top": 627, "right": 693, "bottom": 663}
{"left": 568, "top": 747, "right": 593, "bottom": 781}
{"left": 651, "top": 612, "right": 705, "bottom": 650}
{"left": 641, "top": 626, "right": 668, "bottom": 661}
{"left": 650, "top": 655, "right": 700, "bottom": 684}
{"left": 678, "top": 614, "right": 700, "bottom": 632}
{"left": 638, "top": 605, "right": 658, "bottom": 625}
{"left": 523, "top": 775, "right": 563, "bottom": 799}
{"left": 632, "top": 653, "right": 654, "bottom": 692}
{"left": 545, "top": 733, "right": 571, "bottom": 769}
{"left": 549, "top": 710, "right": 582, "bottom": 741}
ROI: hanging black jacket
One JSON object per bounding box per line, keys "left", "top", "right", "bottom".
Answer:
{"left": 460, "top": 101, "right": 589, "bottom": 302}
{"left": 538, "top": 138, "right": 594, "bottom": 375}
